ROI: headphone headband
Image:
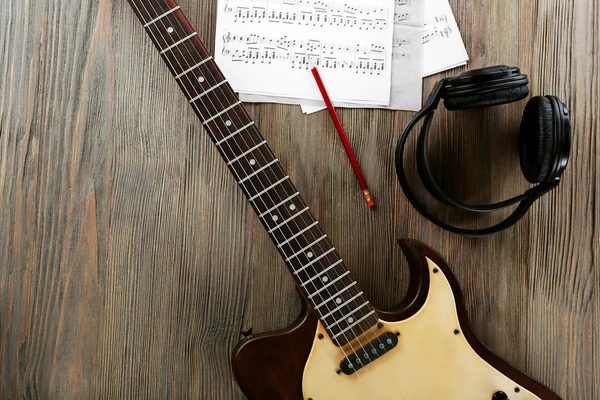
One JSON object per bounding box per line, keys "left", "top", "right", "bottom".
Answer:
{"left": 444, "top": 66, "right": 529, "bottom": 99}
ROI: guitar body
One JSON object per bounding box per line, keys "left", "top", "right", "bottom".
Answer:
{"left": 233, "top": 240, "right": 562, "bottom": 400}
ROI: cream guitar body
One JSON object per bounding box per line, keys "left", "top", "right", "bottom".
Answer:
{"left": 233, "top": 240, "right": 562, "bottom": 400}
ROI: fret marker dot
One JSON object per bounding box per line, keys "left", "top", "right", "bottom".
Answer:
{"left": 289, "top": 204, "right": 296, "bottom": 211}
{"left": 348, "top": 317, "right": 354, "bottom": 324}
{"left": 167, "top": 27, "right": 174, "bottom": 33}
{"left": 225, "top": 120, "right": 232, "bottom": 127}
{"left": 307, "top": 252, "right": 314, "bottom": 258}
{"left": 336, "top": 298, "right": 342, "bottom": 304}
{"left": 272, "top": 215, "right": 279, "bottom": 222}
{"left": 198, "top": 76, "right": 205, "bottom": 83}
{"left": 249, "top": 159, "right": 256, "bottom": 166}
{"left": 322, "top": 276, "right": 329, "bottom": 282}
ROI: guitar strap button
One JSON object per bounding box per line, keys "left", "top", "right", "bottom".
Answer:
{"left": 241, "top": 328, "right": 253, "bottom": 338}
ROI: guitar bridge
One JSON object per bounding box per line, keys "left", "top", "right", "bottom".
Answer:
{"left": 339, "top": 331, "right": 398, "bottom": 375}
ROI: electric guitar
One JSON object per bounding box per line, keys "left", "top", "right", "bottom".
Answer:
{"left": 126, "top": 1, "right": 563, "bottom": 399}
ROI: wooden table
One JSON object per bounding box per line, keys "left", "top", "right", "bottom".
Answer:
{"left": 0, "top": 0, "right": 597, "bottom": 398}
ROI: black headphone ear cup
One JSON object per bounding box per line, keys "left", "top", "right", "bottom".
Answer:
{"left": 519, "top": 96, "right": 556, "bottom": 183}
{"left": 444, "top": 85, "right": 529, "bottom": 111}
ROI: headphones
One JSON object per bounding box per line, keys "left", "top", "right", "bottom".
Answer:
{"left": 395, "top": 65, "right": 571, "bottom": 237}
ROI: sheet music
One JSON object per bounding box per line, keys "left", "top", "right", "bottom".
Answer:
{"left": 422, "top": 0, "right": 468, "bottom": 76}
{"left": 215, "top": 0, "right": 396, "bottom": 106}
{"left": 241, "top": 0, "right": 425, "bottom": 111}
{"left": 376, "top": 0, "right": 425, "bottom": 110}
{"left": 299, "top": 0, "right": 467, "bottom": 113}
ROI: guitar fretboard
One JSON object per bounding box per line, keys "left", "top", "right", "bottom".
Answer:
{"left": 127, "top": 0, "right": 379, "bottom": 346}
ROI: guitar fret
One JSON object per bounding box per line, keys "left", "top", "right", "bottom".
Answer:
{"left": 143, "top": 6, "right": 180, "bottom": 27}
{"left": 127, "top": 0, "right": 374, "bottom": 347}
{"left": 226, "top": 141, "right": 267, "bottom": 165}
{"left": 175, "top": 56, "right": 213, "bottom": 79}
{"left": 276, "top": 221, "right": 319, "bottom": 248}
{"left": 268, "top": 207, "right": 309, "bottom": 233}
{"left": 301, "top": 259, "right": 344, "bottom": 287}
{"left": 315, "top": 282, "right": 357, "bottom": 309}
{"left": 239, "top": 159, "right": 279, "bottom": 184}
{"left": 160, "top": 32, "right": 197, "bottom": 54}
{"left": 189, "top": 80, "right": 228, "bottom": 103}
{"left": 308, "top": 271, "right": 350, "bottom": 299}
{"left": 259, "top": 192, "right": 300, "bottom": 217}
{"left": 249, "top": 176, "right": 290, "bottom": 201}
{"left": 286, "top": 235, "right": 327, "bottom": 262}
{"left": 203, "top": 101, "right": 242, "bottom": 124}
{"left": 326, "top": 302, "right": 372, "bottom": 330}
{"left": 321, "top": 295, "right": 366, "bottom": 320}
{"left": 216, "top": 122, "right": 255, "bottom": 146}
{"left": 331, "top": 310, "right": 376, "bottom": 340}
{"left": 294, "top": 248, "right": 337, "bottom": 275}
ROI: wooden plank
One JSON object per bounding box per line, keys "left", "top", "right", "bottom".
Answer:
{"left": 0, "top": 0, "right": 113, "bottom": 397}
{"left": 524, "top": 0, "right": 598, "bottom": 398}
{"left": 0, "top": 0, "right": 597, "bottom": 398}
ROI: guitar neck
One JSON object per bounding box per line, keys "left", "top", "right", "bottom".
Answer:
{"left": 126, "top": 0, "right": 378, "bottom": 346}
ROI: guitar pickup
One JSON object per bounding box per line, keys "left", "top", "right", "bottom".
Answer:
{"left": 339, "top": 331, "right": 398, "bottom": 375}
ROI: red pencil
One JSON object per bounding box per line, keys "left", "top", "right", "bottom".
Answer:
{"left": 311, "top": 67, "right": 375, "bottom": 208}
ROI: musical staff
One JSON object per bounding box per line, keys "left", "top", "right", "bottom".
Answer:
{"left": 221, "top": 32, "right": 387, "bottom": 74}
{"left": 223, "top": 0, "right": 390, "bottom": 30}
{"left": 393, "top": 37, "right": 411, "bottom": 46}
{"left": 392, "top": 52, "right": 410, "bottom": 60}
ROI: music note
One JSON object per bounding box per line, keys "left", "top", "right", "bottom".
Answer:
{"left": 394, "top": 12, "right": 410, "bottom": 23}
{"left": 423, "top": 13, "right": 453, "bottom": 44}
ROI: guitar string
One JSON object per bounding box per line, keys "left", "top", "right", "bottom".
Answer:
{"left": 133, "top": 3, "right": 378, "bottom": 353}
{"left": 210, "top": 18, "right": 390, "bottom": 358}
{"left": 133, "top": 0, "right": 379, "bottom": 363}
{"left": 130, "top": 2, "right": 384, "bottom": 395}
{"left": 202, "top": 18, "right": 390, "bottom": 367}
{"left": 136, "top": 7, "right": 384, "bottom": 400}
{"left": 134, "top": 1, "right": 385, "bottom": 383}
{"left": 134, "top": 3, "right": 386, "bottom": 390}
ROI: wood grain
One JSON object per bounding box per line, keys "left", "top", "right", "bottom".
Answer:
{"left": 0, "top": 0, "right": 597, "bottom": 399}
